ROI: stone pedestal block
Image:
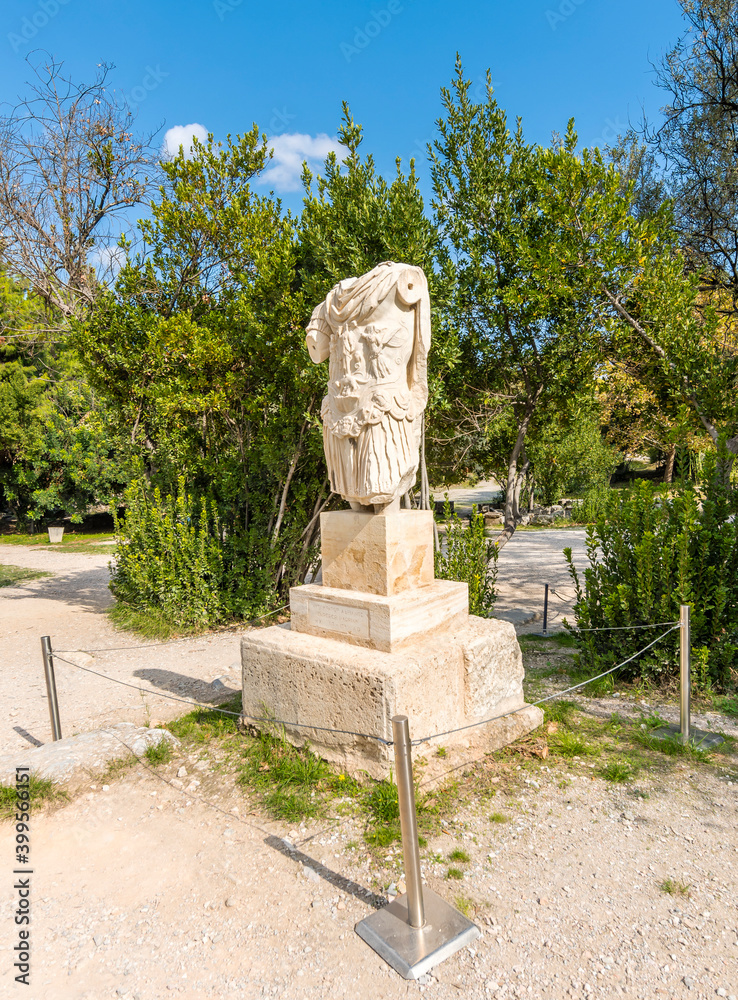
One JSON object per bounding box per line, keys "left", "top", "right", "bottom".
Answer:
{"left": 320, "top": 509, "right": 434, "bottom": 596}
{"left": 289, "top": 579, "right": 468, "bottom": 653}
{"left": 240, "top": 615, "right": 543, "bottom": 777}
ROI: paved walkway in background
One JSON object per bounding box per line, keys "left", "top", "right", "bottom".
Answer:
{"left": 494, "top": 528, "right": 588, "bottom": 632}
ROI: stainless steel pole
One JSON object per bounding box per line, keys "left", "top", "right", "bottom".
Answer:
{"left": 543, "top": 584, "right": 549, "bottom": 636}
{"left": 680, "top": 604, "right": 690, "bottom": 744}
{"left": 41, "top": 635, "right": 62, "bottom": 741}
{"left": 391, "top": 715, "right": 425, "bottom": 929}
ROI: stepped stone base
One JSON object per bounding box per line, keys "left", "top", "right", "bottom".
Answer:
{"left": 240, "top": 615, "right": 543, "bottom": 777}
{"left": 289, "top": 579, "right": 468, "bottom": 653}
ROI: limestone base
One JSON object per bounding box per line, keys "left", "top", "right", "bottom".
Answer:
{"left": 240, "top": 615, "right": 543, "bottom": 777}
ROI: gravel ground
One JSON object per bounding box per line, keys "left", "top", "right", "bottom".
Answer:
{"left": 1, "top": 733, "right": 735, "bottom": 1000}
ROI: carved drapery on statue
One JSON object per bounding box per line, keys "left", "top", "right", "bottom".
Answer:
{"left": 305, "top": 261, "right": 431, "bottom": 508}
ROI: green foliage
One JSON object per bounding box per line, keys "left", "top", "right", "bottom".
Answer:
{"left": 143, "top": 741, "right": 173, "bottom": 766}
{"left": 565, "top": 479, "right": 738, "bottom": 690}
{"left": 529, "top": 408, "right": 619, "bottom": 505}
{"left": 430, "top": 59, "right": 649, "bottom": 534}
{"left": 435, "top": 501, "right": 497, "bottom": 616}
{"left": 448, "top": 848, "right": 471, "bottom": 863}
{"left": 572, "top": 485, "right": 611, "bottom": 525}
{"left": 549, "top": 731, "right": 600, "bottom": 758}
{"left": 659, "top": 878, "right": 690, "bottom": 898}
{"left": 446, "top": 867, "right": 464, "bottom": 880}
{"left": 0, "top": 774, "right": 65, "bottom": 820}
{"left": 0, "top": 271, "right": 127, "bottom": 525}
{"left": 111, "top": 478, "right": 276, "bottom": 631}
{"left": 488, "top": 811, "right": 508, "bottom": 823}
{"left": 600, "top": 760, "right": 635, "bottom": 783}
{"left": 239, "top": 727, "right": 334, "bottom": 822}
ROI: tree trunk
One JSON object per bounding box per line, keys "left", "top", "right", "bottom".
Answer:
{"left": 494, "top": 411, "right": 534, "bottom": 551}
{"left": 663, "top": 442, "right": 676, "bottom": 483}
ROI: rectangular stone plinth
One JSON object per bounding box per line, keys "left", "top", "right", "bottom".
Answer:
{"left": 320, "top": 509, "right": 434, "bottom": 596}
{"left": 241, "top": 615, "right": 543, "bottom": 777}
{"left": 289, "top": 579, "right": 468, "bottom": 652}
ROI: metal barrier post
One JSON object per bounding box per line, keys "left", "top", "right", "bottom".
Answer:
{"left": 680, "top": 604, "right": 690, "bottom": 744}
{"left": 355, "top": 714, "right": 480, "bottom": 979}
{"left": 543, "top": 584, "right": 549, "bottom": 636}
{"left": 392, "top": 715, "right": 425, "bottom": 928}
{"left": 41, "top": 636, "right": 62, "bottom": 741}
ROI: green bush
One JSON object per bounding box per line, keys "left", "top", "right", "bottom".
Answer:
{"left": 435, "top": 501, "right": 497, "bottom": 617}
{"left": 110, "top": 477, "right": 277, "bottom": 631}
{"left": 564, "top": 479, "right": 738, "bottom": 690}
{"left": 529, "top": 412, "right": 619, "bottom": 506}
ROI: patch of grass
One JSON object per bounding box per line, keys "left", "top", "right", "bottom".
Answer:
{"left": 0, "top": 531, "right": 115, "bottom": 547}
{"left": 633, "top": 729, "right": 712, "bottom": 760}
{"left": 713, "top": 694, "right": 738, "bottom": 718}
{"left": 435, "top": 746, "right": 448, "bottom": 758}
{"left": 144, "top": 741, "right": 173, "bottom": 766}
{"left": 0, "top": 774, "right": 66, "bottom": 820}
{"left": 236, "top": 725, "right": 362, "bottom": 824}
{"left": 0, "top": 564, "right": 51, "bottom": 588}
{"left": 659, "top": 878, "right": 690, "bottom": 897}
{"left": 543, "top": 700, "right": 579, "bottom": 726}
{"left": 108, "top": 601, "right": 203, "bottom": 641}
{"left": 446, "top": 867, "right": 464, "bottom": 880}
{"left": 489, "top": 811, "right": 508, "bottom": 823}
{"left": 549, "top": 730, "right": 600, "bottom": 758}
{"left": 166, "top": 695, "right": 241, "bottom": 743}
{"left": 454, "top": 895, "right": 474, "bottom": 917}
{"left": 364, "top": 777, "right": 401, "bottom": 846}
{"left": 448, "top": 848, "right": 471, "bottom": 863}
{"left": 600, "top": 760, "right": 635, "bottom": 783}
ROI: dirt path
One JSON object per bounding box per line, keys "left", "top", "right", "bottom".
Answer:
{"left": 0, "top": 546, "right": 245, "bottom": 756}
{"left": 1, "top": 728, "right": 736, "bottom": 1000}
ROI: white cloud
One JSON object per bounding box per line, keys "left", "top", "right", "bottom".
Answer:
{"left": 162, "top": 123, "right": 209, "bottom": 159}
{"left": 260, "top": 132, "right": 345, "bottom": 192}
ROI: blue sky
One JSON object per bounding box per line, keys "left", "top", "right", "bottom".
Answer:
{"left": 0, "top": 0, "right": 687, "bottom": 214}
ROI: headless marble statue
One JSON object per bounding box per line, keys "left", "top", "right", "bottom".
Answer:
{"left": 305, "top": 261, "right": 430, "bottom": 511}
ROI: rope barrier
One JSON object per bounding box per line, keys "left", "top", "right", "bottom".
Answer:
{"left": 54, "top": 605, "right": 290, "bottom": 655}
{"left": 569, "top": 621, "right": 679, "bottom": 632}
{"left": 51, "top": 623, "right": 680, "bottom": 751}
{"left": 50, "top": 653, "right": 393, "bottom": 745}
{"left": 410, "top": 624, "right": 680, "bottom": 745}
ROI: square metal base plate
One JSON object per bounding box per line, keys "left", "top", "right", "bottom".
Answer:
{"left": 652, "top": 723, "right": 724, "bottom": 750}
{"left": 355, "top": 888, "right": 480, "bottom": 980}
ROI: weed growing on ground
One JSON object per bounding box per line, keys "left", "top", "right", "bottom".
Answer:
{"left": 489, "top": 812, "right": 508, "bottom": 823}
{"left": 449, "top": 848, "right": 471, "bottom": 863}
{"left": 660, "top": 878, "right": 690, "bottom": 897}
{"left": 454, "top": 895, "right": 474, "bottom": 917}
{"left": 549, "top": 730, "right": 600, "bottom": 758}
{"left": 144, "top": 741, "right": 173, "bottom": 766}
{"left": 446, "top": 867, "right": 464, "bottom": 880}
{"left": 543, "top": 700, "right": 579, "bottom": 726}
{"left": 600, "top": 760, "right": 635, "bottom": 783}
{"left": 0, "top": 775, "right": 66, "bottom": 820}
